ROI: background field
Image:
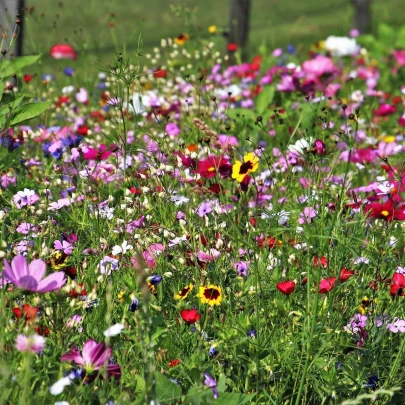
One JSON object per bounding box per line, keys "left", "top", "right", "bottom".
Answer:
{"left": 23, "top": 0, "right": 405, "bottom": 75}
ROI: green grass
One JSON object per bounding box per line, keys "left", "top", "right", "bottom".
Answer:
{"left": 22, "top": 0, "right": 405, "bottom": 75}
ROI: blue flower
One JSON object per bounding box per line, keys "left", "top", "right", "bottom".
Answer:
{"left": 64, "top": 67, "right": 75, "bottom": 76}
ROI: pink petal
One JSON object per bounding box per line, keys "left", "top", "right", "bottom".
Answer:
{"left": 28, "top": 259, "right": 47, "bottom": 281}
{"left": 2, "top": 259, "right": 17, "bottom": 284}
{"left": 36, "top": 272, "right": 66, "bottom": 292}
{"left": 61, "top": 349, "right": 85, "bottom": 365}
{"left": 82, "top": 340, "right": 98, "bottom": 365}
{"left": 12, "top": 255, "right": 29, "bottom": 281}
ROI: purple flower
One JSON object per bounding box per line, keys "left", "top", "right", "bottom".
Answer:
{"left": 386, "top": 318, "right": 405, "bottom": 333}
{"left": 234, "top": 261, "right": 250, "bottom": 277}
{"left": 196, "top": 201, "right": 212, "bottom": 218}
{"left": 165, "top": 122, "right": 180, "bottom": 137}
{"left": 99, "top": 256, "right": 119, "bottom": 275}
{"left": 126, "top": 216, "right": 144, "bottom": 233}
{"left": 61, "top": 340, "right": 121, "bottom": 380}
{"left": 298, "top": 207, "right": 317, "bottom": 225}
{"left": 344, "top": 314, "right": 367, "bottom": 334}
{"left": 2, "top": 255, "right": 66, "bottom": 293}
{"left": 13, "top": 189, "right": 39, "bottom": 209}
{"left": 54, "top": 240, "right": 73, "bottom": 255}
{"left": 204, "top": 372, "right": 219, "bottom": 399}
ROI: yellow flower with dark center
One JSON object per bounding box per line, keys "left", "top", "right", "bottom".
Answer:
{"left": 49, "top": 250, "right": 68, "bottom": 270}
{"left": 232, "top": 152, "right": 259, "bottom": 182}
{"left": 197, "top": 285, "right": 223, "bottom": 306}
{"left": 174, "top": 283, "right": 193, "bottom": 300}
{"left": 174, "top": 34, "right": 189, "bottom": 46}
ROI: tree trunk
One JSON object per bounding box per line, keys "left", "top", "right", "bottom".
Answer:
{"left": 0, "top": 0, "right": 24, "bottom": 56}
{"left": 228, "top": 0, "right": 251, "bottom": 62}
{"left": 351, "top": 0, "right": 372, "bottom": 34}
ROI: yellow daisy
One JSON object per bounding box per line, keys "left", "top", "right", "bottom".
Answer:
{"left": 231, "top": 152, "right": 259, "bottom": 182}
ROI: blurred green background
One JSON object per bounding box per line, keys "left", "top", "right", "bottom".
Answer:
{"left": 20, "top": 0, "right": 405, "bottom": 76}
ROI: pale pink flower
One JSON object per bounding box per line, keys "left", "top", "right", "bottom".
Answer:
{"left": 15, "top": 334, "right": 46, "bottom": 353}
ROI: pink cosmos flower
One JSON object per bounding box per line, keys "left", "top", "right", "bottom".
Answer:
{"left": 2, "top": 255, "right": 66, "bottom": 293}
{"left": 302, "top": 55, "right": 335, "bottom": 77}
{"left": 15, "top": 334, "right": 46, "bottom": 353}
{"left": 392, "top": 50, "right": 405, "bottom": 67}
{"left": 61, "top": 340, "right": 121, "bottom": 379}
{"left": 165, "top": 122, "right": 180, "bottom": 137}
{"left": 82, "top": 145, "right": 114, "bottom": 161}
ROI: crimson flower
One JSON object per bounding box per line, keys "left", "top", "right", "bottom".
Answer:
{"left": 82, "top": 144, "right": 115, "bottom": 161}
{"left": 276, "top": 280, "right": 296, "bottom": 295}
{"left": 339, "top": 268, "right": 355, "bottom": 282}
{"left": 313, "top": 256, "right": 327, "bottom": 268}
{"left": 390, "top": 273, "right": 405, "bottom": 296}
{"left": 180, "top": 309, "right": 201, "bottom": 324}
{"left": 364, "top": 198, "right": 405, "bottom": 222}
{"left": 197, "top": 155, "right": 231, "bottom": 179}
{"left": 319, "top": 277, "right": 336, "bottom": 294}
{"left": 227, "top": 43, "right": 238, "bottom": 52}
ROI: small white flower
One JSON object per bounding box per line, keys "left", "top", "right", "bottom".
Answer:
{"left": 111, "top": 240, "right": 133, "bottom": 256}
{"left": 50, "top": 377, "right": 72, "bottom": 395}
{"left": 324, "top": 36, "right": 360, "bottom": 57}
{"left": 288, "top": 138, "right": 313, "bottom": 156}
{"left": 104, "top": 323, "right": 125, "bottom": 337}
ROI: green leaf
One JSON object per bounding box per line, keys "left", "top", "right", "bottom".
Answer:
{"left": 0, "top": 146, "right": 23, "bottom": 173}
{"left": 184, "top": 387, "right": 212, "bottom": 405}
{"left": 155, "top": 372, "right": 182, "bottom": 403}
{"left": 378, "top": 23, "right": 395, "bottom": 45}
{"left": 255, "top": 85, "right": 275, "bottom": 115}
{"left": 215, "top": 392, "right": 256, "bottom": 405}
{"left": 0, "top": 55, "right": 41, "bottom": 78}
{"left": 9, "top": 100, "right": 52, "bottom": 126}
{"left": 0, "top": 97, "right": 25, "bottom": 116}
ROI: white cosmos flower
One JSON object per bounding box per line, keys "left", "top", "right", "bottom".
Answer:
{"left": 104, "top": 323, "right": 125, "bottom": 337}
{"left": 288, "top": 138, "right": 314, "bottom": 156}
{"left": 50, "top": 377, "right": 72, "bottom": 395}
{"left": 324, "top": 36, "right": 360, "bottom": 57}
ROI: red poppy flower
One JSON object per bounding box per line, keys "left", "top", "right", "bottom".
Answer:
{"left": 276, "top": 280, "right": 296, "bottom": 295}
{"left": 319, "top": 277, "right": 336, "bottom": 294}
{"left": 168, "top": 359, "right": 181, "bottom": 368}
{"left": 180, "top": 309, "right": 201, "bottom": 324}
{"left": 390, "top": 273, "right": 405, "bottom": 296}
{"left": 50, "top": 44, "right": 77, "bottom": 59}
{"left": 339, "top": 268, "right": 355, "bottom": 282}
{"left": 12, "top": 304, "right": 38, "bottom": 324}
{"left": 227, "top": 43, "right": 238, "bottom": 52}
{"left": 56, "top": 96, "right": 70, "bottom": 107}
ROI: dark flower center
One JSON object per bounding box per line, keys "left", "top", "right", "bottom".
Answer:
{"left": 239, "top": 161, "right": 253, "bottom": 175}
{"left": 179, "top": 286, "right": 191, "bottom": 297}
{"left": 203, "top": 288, "right": 220, "bottom": 300}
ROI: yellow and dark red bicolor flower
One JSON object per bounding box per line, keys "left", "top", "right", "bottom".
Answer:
{"left": 232, "top": 152, "right": 259, "bottom": 182}
{"left": 174, "top": 283, "right": 194, "bottom": 300}
{"left": 197, "top": 285, "right": 223, "bottom": 306}
{"left": 174, "top": 34, "right": 189, "bottom": 46}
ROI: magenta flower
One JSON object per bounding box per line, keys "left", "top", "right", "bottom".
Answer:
{"left": 54, "top": 240, "right": 73, "bottom": 255}
{"left": 61, "top": 340, "right": 121, "bottom": 380}
{"left": 298, "top": 207, "right": 317, "bottom": 224}
{"left": 2, "top": 255, "right": 66, "bottom": 293}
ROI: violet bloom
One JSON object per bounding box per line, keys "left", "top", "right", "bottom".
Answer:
{"left": 13, "top": 189, "right": 39, "bottom": 209}
{"left": 204, "top": 372, "right": 219, "bottom": 399}
{"left": 234, "top": 261, "right": 250, "bottom": 277}
{"left": 61, "top": 340, "right": 121, "bottom": 380}
{"left": 54, "top": 240, "right": 73, "bottom": 255}
{"left": 165, "top": 122, "right": 180, "bottom": 137}
{"left": 298, "top": 207, "right": 317, "bottom": 225}
{"left": 196, "top": 201, "right": 212, "bottom": 218}
{"left": 2, "top": 255, "right": 66, "bottom": 293}
{"left": 99, "top": 256, "right": 119, "bottom": 275}
{"left": 344, "top": 314, "right": 368, "bottom": 334}
{"left": 386, "top": 318, "right": 405, "bottom": 333}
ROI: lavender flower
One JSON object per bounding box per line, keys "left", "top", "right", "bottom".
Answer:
{"left": 204, "top": 372, "right": 219, "bottom": 399}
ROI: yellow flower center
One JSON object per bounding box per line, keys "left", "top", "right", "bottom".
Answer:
{"left": 381, "top": 210, "right": 390, "bottom": 217}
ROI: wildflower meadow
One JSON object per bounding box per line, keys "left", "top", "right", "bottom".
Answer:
{"left": 2, "top": 3, "right": 405, "bottom": 404}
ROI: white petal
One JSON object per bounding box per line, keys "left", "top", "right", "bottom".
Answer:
{"left": 50, "top": 377, "right": 71, "bottom": 395}
{"left": 104, "top": 323, "right": 125, "bottom": 337}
